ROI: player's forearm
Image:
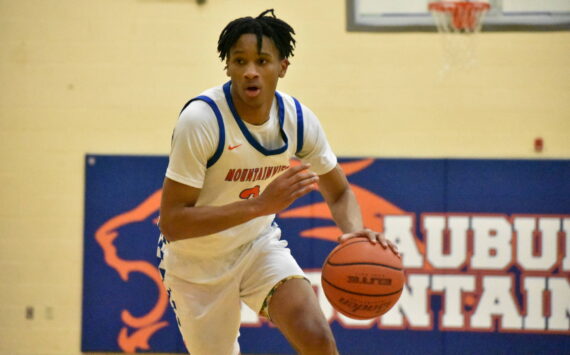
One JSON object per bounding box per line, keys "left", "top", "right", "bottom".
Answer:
{"left": 159, "top": 199, "right": 265, "bottom": 241}
{"left": 327, "top": 187, "right": 364, "bottom": 234}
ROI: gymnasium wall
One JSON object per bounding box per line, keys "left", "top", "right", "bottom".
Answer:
{"left": 0, "top": 0, "right": 568, "bottom": 354}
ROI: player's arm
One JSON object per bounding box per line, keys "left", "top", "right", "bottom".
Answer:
{"left": 318, "top": 164, "right": 399, "bottom": 255}
{"left": 159, "top": 164, "right": 318, "bottom": 242}
{"left": 317, "top": 164, "right": 363, "bottom": 234}
{"left": 159, "top": 177, "right": 260, "bottom": 241}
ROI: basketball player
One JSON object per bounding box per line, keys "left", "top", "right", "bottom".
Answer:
{"left": 158, "top": 9, "right": 399, "bottom": 355}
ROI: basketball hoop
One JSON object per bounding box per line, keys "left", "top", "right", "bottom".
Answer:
{"left": 429, "top": 1, "right": 491, "bottom": 76}
{"left": 429, "top": 1, "right": 490, "bottom": 33}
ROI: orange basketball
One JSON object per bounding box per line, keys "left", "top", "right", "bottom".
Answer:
{"left": 321, "top": 237, "right": 405, "bottom": 320}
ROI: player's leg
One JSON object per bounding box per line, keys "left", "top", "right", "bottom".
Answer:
{"left": 240, "top": 230, "right": 338, "bottom": 354}
{"left": 163, "top": 273, "right": 242, "bottom": 355}
{"left": 267, "top": 278, "right": 337, "bottom": 354}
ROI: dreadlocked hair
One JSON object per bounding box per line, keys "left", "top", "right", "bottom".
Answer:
{"left": 217, "top": 9, "right": 296, "bottom": 61}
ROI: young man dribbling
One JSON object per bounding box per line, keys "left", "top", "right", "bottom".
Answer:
{"left": 158, "top": 9, "right": 399, "bottom": 355}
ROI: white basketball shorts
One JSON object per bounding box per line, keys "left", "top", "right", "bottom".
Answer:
{"left": 157, "top": 225, "right": 307, "bottom": 355}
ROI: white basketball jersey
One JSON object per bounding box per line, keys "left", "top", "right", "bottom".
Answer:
{"left": 166, "top": 82, "right": 322, "bottom": 258}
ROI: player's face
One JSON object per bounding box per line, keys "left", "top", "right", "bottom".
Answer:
{"left": 226, "top": 34, "right": 289, "bottom": 113}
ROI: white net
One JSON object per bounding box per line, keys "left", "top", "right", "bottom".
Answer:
{"left": 429, "top": 1, "right": 490, "bottom": 76}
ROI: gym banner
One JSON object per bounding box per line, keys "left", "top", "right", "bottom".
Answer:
{"left": 82, "top": 155, "right": 570, "bottom": 354}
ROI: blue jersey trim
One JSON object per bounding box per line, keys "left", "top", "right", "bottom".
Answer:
{"left": 293, "top": 97, "right": 304, "bottom": 154}
{"left": 223, "top": 81, "right": 288, "bottom": 156}
{"left": 181, "top": 96, "right": 226, "bottom": 168}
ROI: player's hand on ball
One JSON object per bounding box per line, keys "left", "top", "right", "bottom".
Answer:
{"left": 338, "top": 228, "right": 400, "bottom": 257}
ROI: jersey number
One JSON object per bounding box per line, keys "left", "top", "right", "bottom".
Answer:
{"left": 240, "top": 185, "right": 260, "bottom": 199}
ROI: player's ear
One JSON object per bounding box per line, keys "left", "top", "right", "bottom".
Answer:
{"left": 279, "top": 58, "right": 290, "bottom": 78}
{"left": 225, "top": 59, "right": 230, "bottom": 77}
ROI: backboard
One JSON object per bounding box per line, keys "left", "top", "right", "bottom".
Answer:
{"left": 347, "top": 0, "right": 570, "bottom": 31}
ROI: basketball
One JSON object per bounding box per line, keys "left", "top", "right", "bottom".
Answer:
{"left": 321, "top": 237, "right": 405, "bottom": 320}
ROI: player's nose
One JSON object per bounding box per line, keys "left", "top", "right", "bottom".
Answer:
{"left": 243, "top": 63, "right": 259, "bottom": 79}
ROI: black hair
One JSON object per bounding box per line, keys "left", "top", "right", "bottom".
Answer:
{"left": 217, "top": 9, "right": 296, "bottom": 61}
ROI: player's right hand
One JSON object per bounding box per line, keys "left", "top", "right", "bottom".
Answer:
{"left": 255, "top": 163, "right": 318, "bottom": 215}
{"left": 338, "top": 229, "right": 400, "bottom": 257}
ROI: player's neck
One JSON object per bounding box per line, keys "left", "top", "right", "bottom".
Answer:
{"left": 233, "top": 100, "right": 272, "bottom": 126}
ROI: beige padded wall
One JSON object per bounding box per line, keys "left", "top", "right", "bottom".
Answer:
{"left": 0, "top": 0, "right": 568, "bottom": 354}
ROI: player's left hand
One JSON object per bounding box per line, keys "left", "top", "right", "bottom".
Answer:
{"left": 338, "top": 228, "right": 400, "bottom": 257}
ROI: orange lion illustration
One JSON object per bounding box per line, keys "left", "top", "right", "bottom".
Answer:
{"left": 94, "top": 189, "right": 168, "bottom": 353}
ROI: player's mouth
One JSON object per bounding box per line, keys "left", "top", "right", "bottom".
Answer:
{"left": 244, "top": 85, "right": 261, "bottom": 98}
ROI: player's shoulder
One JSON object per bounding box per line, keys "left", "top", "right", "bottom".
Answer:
{"left": 275, "top": 90, "right": 317, "bottom": 118}
{"left": 275, "top": 89, "right": 297, "bottom": 107}
{"left": 180, "top": 84, "right": 224, "bottom": 113}
{"left": 196, "top": 84, "right": 225, "bottom": 102}
{"left": 178, "top": 84, "right": 225, "bottom": 126}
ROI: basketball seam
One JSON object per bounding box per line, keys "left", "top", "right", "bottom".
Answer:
{"left": 326, "top": 238, "right": 372, "bottom": 261}
{"left": 326, "top": 261, "right": 402, "bottom": 271}
{"left": 321, "top": 277, "right": 403, "bottom": 297}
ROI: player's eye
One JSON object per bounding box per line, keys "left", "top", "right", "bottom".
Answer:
{"left": 257, "top": 58, "right": 268, "bottom": 65}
